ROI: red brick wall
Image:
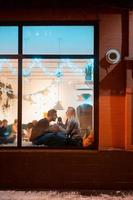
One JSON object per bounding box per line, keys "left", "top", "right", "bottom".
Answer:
{"left": 99, "top": 14, "right": 125, "bottom": 149}
{"left": 129, "top": 11, "right": 133, "bottom": 58}
{"left": 125, "top": 11, "right": 133, "bottom": 150}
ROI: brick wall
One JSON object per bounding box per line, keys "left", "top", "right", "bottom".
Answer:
{"left": 99, "top": 14, "right": 125, "bottom": 149}
{"left": 125, "top": 11, "right": 133, "bottom": 150}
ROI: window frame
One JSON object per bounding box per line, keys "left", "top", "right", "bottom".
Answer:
{"left": 0, "top": 21, "right": 99, "bottom": 150}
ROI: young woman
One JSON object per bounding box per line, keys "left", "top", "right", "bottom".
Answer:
{"left": 61, "top": 107, "right": 82, "bottom": 146}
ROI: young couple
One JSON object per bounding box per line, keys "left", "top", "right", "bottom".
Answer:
{"left": 30, "top": 107, "right": 82, "bottom": 147}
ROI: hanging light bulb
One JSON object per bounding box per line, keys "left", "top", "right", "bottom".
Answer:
{"left": 53, "top": 100, "right": 64, "bottom": 110}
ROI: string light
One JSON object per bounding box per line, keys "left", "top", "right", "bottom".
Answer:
{"left": 0, "top": 59, "right": 93, "bottom": 78}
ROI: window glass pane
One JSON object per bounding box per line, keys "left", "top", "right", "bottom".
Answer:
{"left": 0, "top": 27, "right": 18, "bottom": 54}
{"left": 22, "top": 59, "right": 94, "bottom": 148}
{"left": 23, "top": 26, "right": 94, "bottom": 55}
{"left": 0, "top": 59, "right": 18, "bottom": 146}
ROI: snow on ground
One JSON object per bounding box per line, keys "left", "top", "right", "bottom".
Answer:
{"left": 0, "top": 190, "right": 133, "bottom": 200}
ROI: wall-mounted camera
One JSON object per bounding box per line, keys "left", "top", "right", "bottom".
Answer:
{"left": 106, "top": 49, "right": 121, "bottom": 64}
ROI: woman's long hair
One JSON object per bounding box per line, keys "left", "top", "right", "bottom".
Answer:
{"left": 66, "top": 107, "right": 80, "bottom": 129}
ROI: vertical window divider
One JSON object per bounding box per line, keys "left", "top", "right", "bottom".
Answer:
{"left": 17, "top": 25, "right": 23, "bottom": 147}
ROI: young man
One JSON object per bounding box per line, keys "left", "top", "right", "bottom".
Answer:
{"left": 30, "top": 109, "right": 66, "bottom": 146}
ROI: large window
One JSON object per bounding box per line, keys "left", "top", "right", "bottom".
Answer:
{"left": 23, "top": 26, "right": 94, "bottom": 55}
{"left": 0, "top": 27, "right": 18, "bottom": 54}
{"left": 0, "top": 59, "right": 18, "bottom": 146}
{"left": 0, "top": 23, "right": 98, "bottom": 149}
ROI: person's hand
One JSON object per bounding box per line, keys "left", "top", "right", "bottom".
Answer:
{"left": 50, "top": 124, "right": 60, "bottom": 132}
